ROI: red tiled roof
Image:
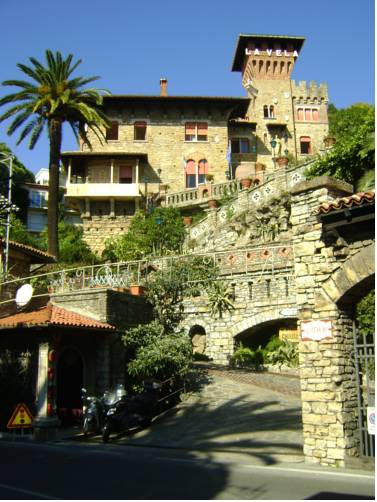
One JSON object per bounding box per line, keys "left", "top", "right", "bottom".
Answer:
{"left": 1, "top": 240, "right": 56, "bottom": 263}
{"left": 314, "top": 191, "right": 375, "bottom": 215}
{"left": 0, "top": 303, "right": 115, "bottom": 331}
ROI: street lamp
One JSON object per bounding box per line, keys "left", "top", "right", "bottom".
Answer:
{"left": 270, "top": 139, "right": 277, "bottom": 167}
{"left": 0, "top": 154, "right": 18, "bottom": 279}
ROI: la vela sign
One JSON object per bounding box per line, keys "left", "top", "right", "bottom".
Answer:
{"left": 245, "top": 48, "right": 299, "bottom": 57}
{"left": 300, "top": 320, "right": 332, "bottom": 341}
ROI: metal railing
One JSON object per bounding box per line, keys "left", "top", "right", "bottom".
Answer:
{"left": 0, "top": 244, "right": 294, "bottom": 301}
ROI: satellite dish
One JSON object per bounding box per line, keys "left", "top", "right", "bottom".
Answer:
{"left": 15, "top": 284, "right": 34, "bottom": 308}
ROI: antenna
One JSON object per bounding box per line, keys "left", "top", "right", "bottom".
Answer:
{"left": 15, "top": 284, "right": 34, "bottom": 308}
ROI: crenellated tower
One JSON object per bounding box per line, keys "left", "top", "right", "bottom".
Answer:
{"left": 230, "top": 34, "right": 329, "bottom": 173}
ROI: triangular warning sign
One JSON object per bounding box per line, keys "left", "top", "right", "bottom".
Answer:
{"left": 7, "top": 403, "right": 33, "bottom": 429}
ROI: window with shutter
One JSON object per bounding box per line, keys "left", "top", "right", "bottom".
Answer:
{"left": 297, "top": 108, "right": 304, "bottom": 120}
{"left": 119, "top": 165, "right": 133, "bottom": 184}
{"left": 185, "top": 159, "right": 197, "bottom": 188}
{"left": 185, "top": 122, "right": 208, "bottom": 142}
{"left": 134, "top": 121, "right": 147, "bottom": 140}
{"left": 300, "top": 136, "right": 312, "bottom": 154}
{"left": 312, "top": 109, "right": 319, "bottom": 121}
{"left": 106, "top": 121, "right": 119, "bottom": 141}
{"left": 198, "top": 159, "right": 208, "bottom": 184}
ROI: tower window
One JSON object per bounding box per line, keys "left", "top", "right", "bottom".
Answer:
{"left": 296, "top": 108, "right": 319, "bottom": 122}
{"left": 300, "top": 136, "right": 312, "bottom": 154}
{"left": 106, "top": 121, "right": 119, "bottom": 141}
{"left": 263, "top": 105, "right": 275, "bottom": 119}
{"left": 185, "top": 159, "right": 209, "bottom": 188}
{"left": 134, "top": 121, "right": 147, "bottom": 140}
{"left": 185, "top": 122, "right": 208, "bottom": 142}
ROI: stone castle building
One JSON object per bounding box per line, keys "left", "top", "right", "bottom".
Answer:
{"left": 61, "top": 34, "right": 329, "bottom": 253}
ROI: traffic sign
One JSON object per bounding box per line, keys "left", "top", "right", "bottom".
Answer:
{"left": 7, "top": 403, "right": 33, "bottom": 429}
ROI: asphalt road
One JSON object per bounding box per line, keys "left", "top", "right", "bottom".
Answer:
{"left": 0, "top": 440, "right": 374, "bottom": 500}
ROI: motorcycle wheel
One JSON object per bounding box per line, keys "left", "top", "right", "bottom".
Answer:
{"left": 102, "top": 423, "right": 111, "bottom": 443}
{"left": 83, "top": 418, "right": 90, "bottom": 436}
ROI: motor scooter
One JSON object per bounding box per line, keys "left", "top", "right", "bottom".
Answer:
{"left": 81, "top": 388, "right": 109, "bottom": 436}
{"left": 102, "top": 381, "right": 160, "bottom": 442}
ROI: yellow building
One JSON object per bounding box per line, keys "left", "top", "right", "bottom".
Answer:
{"left": 62, "top": 34, "right": 329, "bottom": 253}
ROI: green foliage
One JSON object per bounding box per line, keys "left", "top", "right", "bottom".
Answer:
{"left": 265, "top": 339, "right": 299, "bottom": 368}
{"left": 0, "top": 215, "right": 43, "bottom": 249}
{"left": 356, "top": 290, "right": 375, "bottom": 337}
{"left": 230, "top": 342, "right": 264, "bottom": 369}
{"left": 39, "top": 221, "right": 98, "bottom": 264}
{"left": 102, "top": 207, "right": 185, "bottom": 261}
{"left": 207, "top": 281, "right": 235, "bottom": 318}
{"left": 0, "top": 143, "right": 34, "bottom": 223}
{"left": 122, "top": 320, "right": 192, "bottom": 387}
{"left": 306, "top": 103, "right": 375, "bottom": 189}
{"left": 145, "top": 257, "right": 218, "bottom": 332}
{"left": 0, "top": 49, "right": 110, "bottom": 257}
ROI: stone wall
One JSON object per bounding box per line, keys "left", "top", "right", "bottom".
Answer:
{"left": 290, "top": 177, "right": 374, "bottom": 467}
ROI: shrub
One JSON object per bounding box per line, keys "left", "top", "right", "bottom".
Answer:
{"left": 230, "top": 343, "right": 264, "bottom": 369}
{"left": 265, "top": 339, "right": 299, "bottom": 368}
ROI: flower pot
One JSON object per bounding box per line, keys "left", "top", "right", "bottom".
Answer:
{"left": 276, "top": 157, "right": 289, "bottom": 167}
{"left": 240, "top": 178, "right": 252, "bottom": 189}
{"left": 207, "top": 199, "right": 218, "bottom": 209}
{"left": 183, "top": 216, "right": 193, "bottom": 226}
{"left": 129, "top": 284, "right": 144, "bottom": 296}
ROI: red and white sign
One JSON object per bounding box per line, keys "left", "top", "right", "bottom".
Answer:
{"left": 301, "top": 320, "right": 332, "bottom": 341}
{"left": 367, "top": 407, "right": 375, "bottom": 435}
{"left": 7, "top": 403, "right": 33, "bottom": 429}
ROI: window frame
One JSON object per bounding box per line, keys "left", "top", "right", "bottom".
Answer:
{"left": 300, "top": 136, "right": 312, "bottom": 155}
{"left": 296, "top": 107, "right": 320, "bottom": 122}
{"left": 230, "top": 137, "right": 250, "bottom": 154}
{"left": 106, "top": 121, "right": 119, "bottom": 141}
{"left": 184, "top": 122, "right": 208, "bottom": 142}
{"left": 134, "top": 121, "right": 147, "bottom": 141}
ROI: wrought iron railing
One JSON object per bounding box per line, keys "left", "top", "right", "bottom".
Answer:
{"left": 0, "top": 244, "right": 294, "bottom": 301}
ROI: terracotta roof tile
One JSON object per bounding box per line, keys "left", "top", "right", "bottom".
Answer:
{"left": 2, "top": 240, "right": 56, "bottom": 263}
{"left": 313, "top": 190, "right": 375, "bottom": 215}
{"left": 0, "top": 303, "right": 115, "bottom": 331}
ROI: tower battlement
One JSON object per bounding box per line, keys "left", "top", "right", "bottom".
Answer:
{"left": 291, "top": 80, "right": 328, "bottom": 102}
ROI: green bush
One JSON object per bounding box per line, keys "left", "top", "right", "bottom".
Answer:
{"left": 265, "top": 339, "right": 299, "bottom": 368}
{"left": 230, "top": 343, "right": 264, "bottom": 369}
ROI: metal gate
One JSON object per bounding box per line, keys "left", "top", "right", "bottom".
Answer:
{"left": 353, "top": 323, "right": 375, "bottom": 457}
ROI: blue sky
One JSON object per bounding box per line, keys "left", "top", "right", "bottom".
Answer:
{"left": 0, "top": 0, "right": 374, "bottom": 175}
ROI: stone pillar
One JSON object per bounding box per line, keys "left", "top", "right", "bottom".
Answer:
{"left": 135, "top": 158, "right": 139, "bottom": 184}
{"left": 110, "top": 159, "right": 114, "bottom": 184}
{"left": 67, "top": 159, "right": 72, "bottom": 183}
{"left": 290, "top": 176, "right": 361, "bottom": 467}
{"left": 33, "top": 340, "right": 60, "bottom": 440}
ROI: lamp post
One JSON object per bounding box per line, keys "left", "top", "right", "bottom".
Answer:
{"left": 270, "top": 139, "right": 277, "bottom": 167}
{"left": 0, "top": 154, "right": 18, "bottom": 279}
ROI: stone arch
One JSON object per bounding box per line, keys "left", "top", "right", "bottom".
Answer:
{"left": 229, "top": 309, "right": 297, "bottom": 339}
{"left": 189, "top": 324, "right": 207, "bottom": 355}
{"left": 314, "top": 242, "right": 375, "bottom": 309}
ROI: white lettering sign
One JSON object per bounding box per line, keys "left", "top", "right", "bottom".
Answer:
{"left": 245, "top": 49, "right": 299, "bottom": 58}
{"left": 367, "top": 407, "right": 375, "bottom": 435}
{"left": 300, "top": 320, "right": 332, "bottom": 341}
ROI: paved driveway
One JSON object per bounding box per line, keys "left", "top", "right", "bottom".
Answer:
{"left": 72, "top": 367, "right": 303, "bottom": 465}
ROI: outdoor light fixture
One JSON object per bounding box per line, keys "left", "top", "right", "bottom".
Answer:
{"left": 225, "top": 170, "right": 230, "bottom": 180}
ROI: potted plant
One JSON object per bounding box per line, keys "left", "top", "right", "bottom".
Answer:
{"left": 205, "top": 173, "right": 214, "bottom": 183}
{"left": 129, "top": 284, "right": 145, "bottom": 296}
{"left": 183, "top": 216, "right": 193, "bottom": 226}
{"left": 240, "top": 177, "right": 252, "bottom": 189}
{"left": 275, "top": 142, "right": 290, "bottom": 167}
{"left": 255, "top": 162, "right": 266, "bottom": 172}
{"left": 207, "top": 198, "right": 218, "bottom": 209}
{"left": 324, "top": 136, "right": 336, "bottom": 148}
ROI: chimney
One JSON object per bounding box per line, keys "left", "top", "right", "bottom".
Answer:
{"left": 160, "top": 78, "right": 168, "bottom": 96}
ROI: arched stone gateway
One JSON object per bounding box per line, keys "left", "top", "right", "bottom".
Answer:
{"left": 291, "top": 177, "right": 375, "bottom": 467}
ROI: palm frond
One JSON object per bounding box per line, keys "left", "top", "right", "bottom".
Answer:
{"left": 15, "top": 118, "right": 40, "bottom": 145}
{"left": 29, "top": 116, "right": 45, "bottom": 149}
{"left": 7, "top": 107, "right": 35, "bottom": 135}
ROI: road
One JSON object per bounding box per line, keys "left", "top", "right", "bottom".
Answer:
{"left": 0, "top": 440, "right": 374, "bottom": 499}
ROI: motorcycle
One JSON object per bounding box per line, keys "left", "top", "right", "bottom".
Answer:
{"left": 81, "top": 388, "right": 109, "bottom": 436}
{"left": 102, "top": 381, "right": 161, "bottom": 442}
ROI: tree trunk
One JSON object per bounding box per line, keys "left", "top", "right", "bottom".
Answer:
{"left": 48, "top": 119, "right": 62, "bottom": 259}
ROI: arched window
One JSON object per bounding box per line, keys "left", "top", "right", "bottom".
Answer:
{"left": 263, "top": 105, "right": 269, "bottom": 118}
{"left": 297, "top": 108, "right": 304, "bottom": 120}
{"left": 300, "top": 136, "right": 312, "bottom": 155}
{"left": 269, "top": 105, "right": 275, "bottom": 118}
{"left": 198, "top": 159, "right": 209, "bottom": 185}
{"left": 185, "top": 159, "right": 197, "bottom": 188}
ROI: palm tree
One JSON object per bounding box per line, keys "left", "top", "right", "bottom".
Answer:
{"left": 0, "top": 50, "right": 110, "bottom": 258}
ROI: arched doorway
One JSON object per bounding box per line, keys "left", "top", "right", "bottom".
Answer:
{"left": 56, "top": 347, "right": 84, "bottom": 424}
{"left": 189, "top": 325, "right": 207, "bottom": 355}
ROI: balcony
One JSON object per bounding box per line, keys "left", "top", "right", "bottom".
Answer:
{"left": 66, "top": 181, "right": 141, "bottom": 199}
